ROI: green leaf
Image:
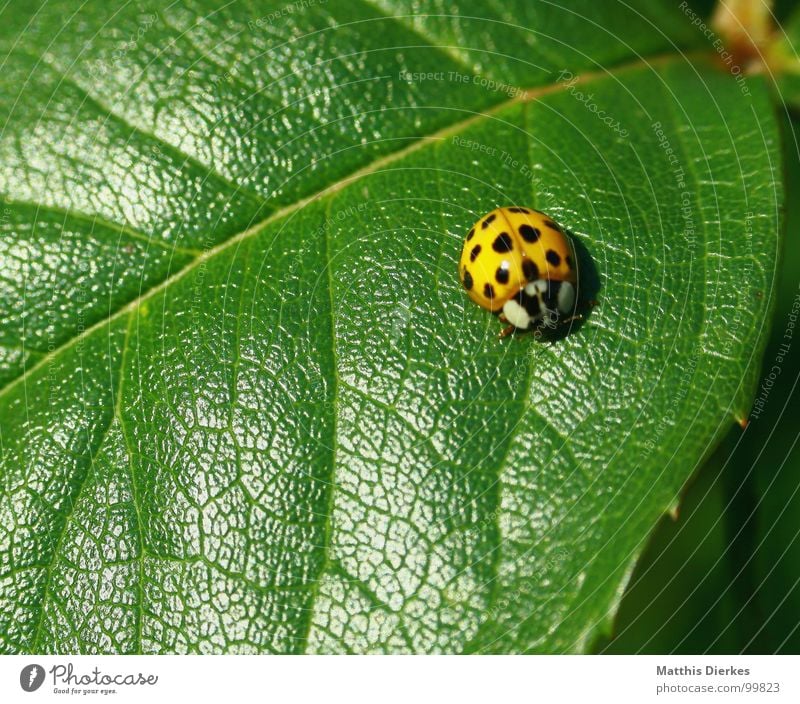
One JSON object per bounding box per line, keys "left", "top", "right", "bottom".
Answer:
{"left": 0, "top": 1, "right": 782, "bottom": 653}
{"left": 597, "top": 432, "right": 749, "bottom": 654}
{"left": 601, "top": 112, "right": 800, "bottom": 655}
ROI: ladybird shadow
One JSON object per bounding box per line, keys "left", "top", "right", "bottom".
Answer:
{"left": 533, "top": 231, "right": 601, "bottom": 343}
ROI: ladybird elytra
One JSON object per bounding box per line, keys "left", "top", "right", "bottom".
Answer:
{"left": 458, "top": 207, "right": 579, "bottom": 334}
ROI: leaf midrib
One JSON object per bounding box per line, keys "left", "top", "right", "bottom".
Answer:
{"left": 0, "top": 52, "right": 698, "bottom": 403}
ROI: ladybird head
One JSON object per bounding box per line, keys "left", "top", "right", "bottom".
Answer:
{"left": 502, "top": 279, "right": 577, "bottom": 331}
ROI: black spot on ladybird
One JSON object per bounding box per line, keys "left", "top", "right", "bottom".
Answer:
{"left": 470, "top": 244, "right": 481, "bottom": 262}
{"left": 544, "top": 219, "right": 562, "bottom": 232}
{"left": 495, "top": 266, "right": 509, "bottom": 284}
{"left": 463, "top": 269, "right": 473, "bottom": 290}
{"left": 519, "top": 224, "right": 540, "bottom": 242}
{"left": 522, "top": 260, "right": 539, "bottom": 280}
{"left": 492, "top": 232, "right": 513, "bottom": 252}
{"left": 484, "top": 283, "right": 495, "bottom": 299}
{"left": 466, "top": 228, "right": 475, "bottom": 241}
{"left": 482, "top": 213, "right": 497, "bottom": 229}
{"left": 546, "top": 250, "right": 561, "bottom": 266}
{"left": 507, "top": 207, "right": 530, "bottom": 213}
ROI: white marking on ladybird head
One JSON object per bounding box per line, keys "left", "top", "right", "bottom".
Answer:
{"left": 502, "top": 299, "right": 531, "bottom": 329}
{"left": 557, "top": 281, "right": 576, "bottom": 315}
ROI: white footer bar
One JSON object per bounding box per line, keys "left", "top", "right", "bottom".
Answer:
{"left": 0, "top": 654, "right": 796, "bottom": 703}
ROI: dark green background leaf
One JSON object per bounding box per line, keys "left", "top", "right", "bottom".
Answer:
{"left": 0, "top": 1, "right": 783, "bottom": 653}
{"left": 774, "top": 4, "right": 800, "bottom": 111}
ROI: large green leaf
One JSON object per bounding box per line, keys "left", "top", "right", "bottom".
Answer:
{"left": 601, "top": 112, "right": 800, "bottom": 656}
{"left": 0, "top": 1, "right": 782, "bottom": 653}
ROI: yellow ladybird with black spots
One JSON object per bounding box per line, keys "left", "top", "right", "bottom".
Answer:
{"left": 459, "top": 207, "right": 579, "bottom": 336}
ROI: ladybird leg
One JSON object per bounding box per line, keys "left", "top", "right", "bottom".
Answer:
{"left": 559, "top": 313, "right": 583, "bottom": 327}
{"left": 499, "top": 313, "right": 509, "bottom": 323}
{"left": 559, "top": 299, "right": 598, "bottom": 328}
{"left": 499, "top": 323, "right": 516, "bottom": 339}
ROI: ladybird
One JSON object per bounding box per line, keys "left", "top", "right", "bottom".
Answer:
{"left": 459, "top": 207, "right": 579, "bottom": 337}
